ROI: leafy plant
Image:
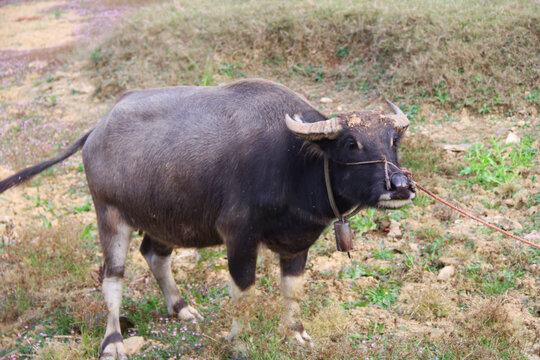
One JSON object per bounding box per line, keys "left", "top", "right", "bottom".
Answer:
{"left": 524, "top": 89, "right": 538, "bottom": 104}
{"left": 349, "top": 208, "right": 377, "bottom": 235}
{"left": 339, "top": 260, "right": 374, "bottom": 279}
{"left": 364, "top": 283, "right": 399, "bottom": 309}
{"left": 218, "top": 62, "right": 245, "bottom": 78}
{"left": 459, "top": 137, "right": 537, "bottom": 186}
{"left": 373, "top": 241, "right": 394, "bottom": 260}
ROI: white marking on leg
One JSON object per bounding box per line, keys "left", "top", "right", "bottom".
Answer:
{"left": 281, "top": 275, "right": 303, "bottom": 327}
{"left": 101, "top": 277, "right": 127, "bottom": 359}
{"left": 99, "top": 219, "right": 132, "bottom": 360}
{"left": 281, "top": 274, "right": 313, "bottom": 347}
{"left": 145, "top": 253, "right": 180, "bottom": 312}
{"left": 144, "top": 252, "right": 203, "bottom": 321}
{"left": 228, "top": 278, "right": 253, "bottom": 340}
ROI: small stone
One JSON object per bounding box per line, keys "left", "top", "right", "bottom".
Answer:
{"left": 437, "top": 265, "right": 455, "bottom": 281}
{"left": 408, "top": 243, "right": 420, "bottom": 252}
{"left": 439, "top": 257, "right": 459, "bottom": 266}
{"left": 460, "top": 108, "right": 470, "bottom": 123}
{"left": 320, "top": 97, "right": 333, "bottom": 103}
{"left": 387, "top": 219, "right": 402, "bottom": 238}
{"left": 337, "top": 105, "right": 343, "bottom": 111}
{"left": 429, "top": 328, "right": 444, "bottom": 341}
{"left": 28, "top": 60, "right": 48, "bottom": 70}
{"left": 486, "top": 216, "right": 523, "bottom": 231}
{"left": 123, "top": 336, "right": 146, "bottom": 355}
{"left": 505, "top": 132, "right": 520, "bottom": 144}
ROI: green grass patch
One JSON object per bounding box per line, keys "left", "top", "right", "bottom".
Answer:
{"left": 459, "top": 136, "right": 537, "bottom": 187}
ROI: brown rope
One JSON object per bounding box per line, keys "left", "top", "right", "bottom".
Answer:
{"left": 413, "top": 180, "right": 540, "bottom": 250}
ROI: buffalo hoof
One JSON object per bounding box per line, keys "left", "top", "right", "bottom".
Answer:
{"left": 178, "top": 305, "right": 204, "bottom": 321}
{"left": 100, "top": 342, "right": 127, "bottom": 360}
{"left": 291, "top": 329, "right": 314, "bottom": 347}
{"left": 227, "top": 318, "right": 251, "bottom": 341}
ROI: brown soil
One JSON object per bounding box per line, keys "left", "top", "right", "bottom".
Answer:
{"left": 0, "top": 1, "right": 80, "bottom": 50}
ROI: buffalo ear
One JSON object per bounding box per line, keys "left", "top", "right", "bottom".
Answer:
{"left": 284, "top": 114, "right": 343, "bottom": 141}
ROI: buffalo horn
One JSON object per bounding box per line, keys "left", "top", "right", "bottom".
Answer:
{"left": 284, "top": 114, "right": 343, "bottom": 140}
{"left": 385, "top": 99, "right": 410, "bottom": 131}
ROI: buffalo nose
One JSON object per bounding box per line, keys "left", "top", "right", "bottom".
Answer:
{"left": 390, "top": 173, "right": 411, "bottom": 199}
{"left": 390, "top": 173, "right": 409, "bottom": 190}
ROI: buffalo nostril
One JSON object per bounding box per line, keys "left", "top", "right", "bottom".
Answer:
{"left": 390, "top": 173, "right": 409, "bottom": 190}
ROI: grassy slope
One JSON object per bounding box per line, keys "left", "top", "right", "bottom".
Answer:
{"left": 90, "top": 0, "right": 539, "bottom": 112}
{"left": 0, "top": 0, "right": 539, "bottom": 359}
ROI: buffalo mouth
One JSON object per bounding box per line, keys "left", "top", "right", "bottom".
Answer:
{"left": 376, "top": 171, "right": 416, "bottom": 209}
{"left": 377, "top": 188, "right": 416, "bottom": 209}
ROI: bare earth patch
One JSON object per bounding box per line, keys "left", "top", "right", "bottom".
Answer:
{"left": 0, "top": 1, "right": 80, "bottom": 50}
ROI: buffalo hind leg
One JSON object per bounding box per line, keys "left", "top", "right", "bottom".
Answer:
{"left": 226, "top": 238, "right": 258, "bottom": 341}
{"left": 140, "top": 234, "right": 203, "bottom": 321}
{"left": 280, "top": 250, "right": 313, "bottom": 346}
{"left": 97, "top": 205, "right": 133, "bottom": 360}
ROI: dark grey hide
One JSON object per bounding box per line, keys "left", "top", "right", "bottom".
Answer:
{"left": 0, "top": 79, "right": 415, "bottom": 359}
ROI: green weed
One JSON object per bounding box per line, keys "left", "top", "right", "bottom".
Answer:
{"left": 349, "top": 208, "right": 377, "bottom": 235}
{"left": 338, "top": 260, "right": 374, "bottom": 279}
{"left": 73, "top": 197, "right": 93, "bottom": 214}
{"left": 373, "top": 242, "right": 394, "bottom": 260}
{"left": 364, "top": 283, "right": 399, "bottom": 309}
{"left": 459, "top": 137, "right": 537, "bottom": 187}
{"left": 524, "top": 89, "right": 538, "bottom": 104}
{"left": 465, "top": 264, "right": 523, "bottom": 295}
{"left": 218, "top": 62, "right": 245, "bottom": 78}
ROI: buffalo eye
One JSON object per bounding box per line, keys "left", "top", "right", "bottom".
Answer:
{"left": 391, "top": 135, "right": 400, "bottom": 148}
{"left": 345, "top": 139, "right": 359, "bottom": 151}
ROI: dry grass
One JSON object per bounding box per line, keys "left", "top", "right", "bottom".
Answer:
{"left": 0, "top": 219, "right": 100, "bottom": 323}
{"left": 399, "top": 285, "right": 454, "bottom": 321}
{"left": 88, "top": 0, "right": 539, "bottom": 112}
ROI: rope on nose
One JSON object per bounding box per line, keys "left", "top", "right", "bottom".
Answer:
{"left": 325, "top": 156, "right": 403, "bottom": 220}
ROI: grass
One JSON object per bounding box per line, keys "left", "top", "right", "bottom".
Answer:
{"left": 87, "top": 0, "right": 539, "bottom": 113}
{"left": 459, "top": 136, "right": 537, "bottom": 187}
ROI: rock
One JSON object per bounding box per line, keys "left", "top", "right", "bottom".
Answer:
{"left": 387, "top": 219, "right": 402, "bottom": 238}
{"left": 439, "top": 257, "right": 459, "bottom": 266}
{"left": 429, "top": 327, "right": 444, "bottom": 341}
{"left": 408, "top": 243, "right": 420, "bottom": 252}
{"left": 28, "top": 60, "right": 48, "bottom": 70}
{"left": 485, "top": 216, "right": 523, "bottom": 231}
{"left": 505, "top": 132, "right": 520, "bottom": 144}
{"left": 320, "top": 97, "right": 333, "bottom": 103}
{"left": 437, "top": 265, "right": 455, "bottom": 281}
{"left": 378, "top": 217, "right": 391, "bottom": 231}
{"left": 459, "top": 108, "right": 470, "bottom": 124}
{"left": 442, "top": 144, "right": 472, "bottom": 152}
{"left": 123, "top": 336, "right": 146, "bottom": 355}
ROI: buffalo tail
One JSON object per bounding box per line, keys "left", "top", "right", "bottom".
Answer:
{"left": 0, "top": 129, "right": 94, "bottom": 193}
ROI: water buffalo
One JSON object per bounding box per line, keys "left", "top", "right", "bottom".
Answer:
{"left": 0, "top": 78, "right": 415, "bottom": 359}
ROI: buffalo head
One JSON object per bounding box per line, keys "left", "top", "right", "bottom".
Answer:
{"left": 285, "top": 100, "right": 416, "bottom": 212}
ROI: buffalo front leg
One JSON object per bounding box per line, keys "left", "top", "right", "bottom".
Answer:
{"left": 140, "top": 234, "right": 203, "bottom": 321}
{"left": 96, "top": 205, "right": 133, "bottom": 360}
{"left": 226, "top": 239, "right": 258, "bottom": 341}
{"left": 280, "top": 250, "right": 313, "bottom": 346}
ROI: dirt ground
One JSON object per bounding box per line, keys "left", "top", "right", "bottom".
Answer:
{"left": 0, "top": 1, "right": 538, "bottom": 359}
